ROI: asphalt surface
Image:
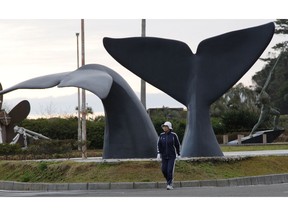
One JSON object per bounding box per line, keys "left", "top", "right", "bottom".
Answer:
{"left": 32, "top": 149, "right": 288, "bottom": 163}
{"left": 223, "top": 149, "right": 288, "bottom": 157}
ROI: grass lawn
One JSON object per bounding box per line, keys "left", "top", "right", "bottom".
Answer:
{"left": 221, "top": 143, "right": 288, "bottom": 152}
{"left": 0, "top": 156, "right": 288, "bottom": 183}
{"left": 0, "top": 144, "right": 288, "bottom": 183}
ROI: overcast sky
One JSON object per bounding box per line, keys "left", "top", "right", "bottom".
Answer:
{"left": 1, "top": 19, "right": 284, "bottom": 117}
{"left": 0, "top": 1, "right": 287, "bottom": 118}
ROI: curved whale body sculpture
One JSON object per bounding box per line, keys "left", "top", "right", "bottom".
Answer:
{"left": 0, "top": 64, "right": 158, "bottom": 159}
{"left": 103, "top": 22, "right": 275, "bottom": 157}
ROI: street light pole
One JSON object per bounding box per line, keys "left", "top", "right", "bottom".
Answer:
{"left": 140, "top": 19, "right": 146, "bottom": 110}
{"left": 81, "top": 19, "right": 87, "bottom": 159}
{"left": 76, "top": 33, "right": 81, "bottom": 149}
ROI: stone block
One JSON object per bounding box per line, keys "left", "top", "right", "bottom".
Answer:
{"left": 157, "top": 182, "right": 167, "bottom": 188}
{"left": 216, "top": 179, "right": 230, "bottom": 187}
{"left": 133, "top": 182, "right": 157, "bottom": 189}
{"left": 47, "top": 183, "right": 69, "bottom": 191}
{"left": 264, "top": 175, "right": 273, "bottom": 185}
{"left": 30, "top": 183, "right": 49, "bottom": 191}
{"left": 12, "top": 182, "right": 26, "bottom": 190}
{"left": 68, "top": 183, "right": 88, "bottom": 190}
{"left": 200, "top": 180, "right": 217, "bottom": 187}
{"left": 250, "top": 176, "right": 265, "bottom": 185}
{"left": 236, "top": 177, "right": 252, "bottom": 186}
{"left": 1, "top": 181, "right": 14, "bottom": 190}
{"left": 180, "top": 180, "right": 200, "bottom": 188}
{"left": 271, "top": 174, "right": 286, "bottom": 184}
{"left": 110, "top": 182, "right": 133, "bottom": 189}
{"left": 88, "top": 182, "right": 110, "bottom": 190}
{"left": 228, "top": 178, "right": 238, "bottom": 186}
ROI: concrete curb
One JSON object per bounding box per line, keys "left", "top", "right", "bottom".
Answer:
{"left": 1, "top": 173, "right": 288, "bottom": 191}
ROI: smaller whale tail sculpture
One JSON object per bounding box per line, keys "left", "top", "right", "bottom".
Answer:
{"left": 0, "top": 65, "right": 157, "bottom": 159}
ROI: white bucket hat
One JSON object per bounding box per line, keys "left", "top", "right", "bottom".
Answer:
{"left": 161, "top": 121, "right": 173, "bottom": 130}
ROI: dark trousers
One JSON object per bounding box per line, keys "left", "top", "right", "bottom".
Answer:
{"left": 161, "top": 157, "right": 176, "bottom": 185}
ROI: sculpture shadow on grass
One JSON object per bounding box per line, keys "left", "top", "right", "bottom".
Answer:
{"left": 103, "top": 22, "right": 275, "bottom": 157}
{"left": 0, "top": 64, "right": 158, "bottom": 159}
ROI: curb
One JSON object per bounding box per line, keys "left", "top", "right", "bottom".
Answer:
{"left": 1, "top": 173, "right": 288, "bottom": 191}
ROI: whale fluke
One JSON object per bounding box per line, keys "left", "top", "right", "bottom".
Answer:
{"left": 103, "top": 22, "right": 275, "bottom": 157}
{"left": 0, "top": 72, "right": 70, "bottom": 95}
{"left": 58, "top": 66, "right": 113, "bottom": 99}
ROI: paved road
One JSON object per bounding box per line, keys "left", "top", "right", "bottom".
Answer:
{"left": 223, "top": 149, "right": 288, "bottom": 157}
{"left": 1, "top": 183, "right": 288, "bottom": 197}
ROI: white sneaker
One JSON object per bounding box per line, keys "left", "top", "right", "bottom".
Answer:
{"left": 166, "top": 185, "right": 173, "bottom": 190}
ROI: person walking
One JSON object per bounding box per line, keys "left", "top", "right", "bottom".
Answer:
{"left": 157, "top": 121, "right": 181, "bottom": 190}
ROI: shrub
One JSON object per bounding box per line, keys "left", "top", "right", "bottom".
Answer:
{"left": 0, "top": 143, "right": 22, "bottom": 158}
{"left": 26, "top": 139, "right": 77, "bottom": 155}
{"left": 211, "top": 117, "right": 226, "bottom": 134}
{"left": 87, "top": 119, "right": 104, "bottom": 149}
{"left": 20, "top": 117, "right": 105, "bottom": 149}
{"left": 220, "top": 109, "right": 260, "bottom": 132}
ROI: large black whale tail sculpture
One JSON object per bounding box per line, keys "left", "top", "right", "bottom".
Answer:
{"left": 0, "top": 64, "right": 158, "bottom": 159}
{"left": 103, "top": 22, "right": 275, "bottom": 157}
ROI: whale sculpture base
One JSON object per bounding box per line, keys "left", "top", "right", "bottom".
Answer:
{"left": 227, "top": 129, "right": 285, "bottom": 145}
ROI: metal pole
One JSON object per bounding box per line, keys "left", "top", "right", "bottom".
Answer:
{"left": 81, "top": 19, "right": 87, "bottom": 159}
{"left": 140, "top": 19, "right": 146, "bottom": 109}
{"left": 76, "top": 33, "right": 81, "bottom": 148}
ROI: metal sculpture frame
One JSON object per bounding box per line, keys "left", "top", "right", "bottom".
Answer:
{"left": 0, "top": 83, "right": 31, "bottom": 145}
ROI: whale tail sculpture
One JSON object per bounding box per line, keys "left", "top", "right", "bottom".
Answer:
{"left": 103, "top": 22, "right": 275, "bottom": 157}
{"left": 0, "top": 64, "right": 157, "bottom": 159}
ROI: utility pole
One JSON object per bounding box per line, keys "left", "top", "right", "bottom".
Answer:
{"left": 140, "top": 19, "right": 146, "bottom": 109}
{"left": 81, "top": 19, "right": 87, "bottom": 159}
{"left": 76, "top": 32, "right": 81, "bottom": 150}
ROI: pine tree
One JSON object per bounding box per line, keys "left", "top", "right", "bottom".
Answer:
{"left": 252, "top": 19, "right": 288, "bottom": 114}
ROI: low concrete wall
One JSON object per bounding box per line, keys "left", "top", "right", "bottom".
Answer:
{"left": 1, "top": 173, "right": 288, "bottom": 191}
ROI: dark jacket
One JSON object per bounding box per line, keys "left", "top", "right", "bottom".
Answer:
{"left": 157, "top": 130, "right": 180, "bottom": 159}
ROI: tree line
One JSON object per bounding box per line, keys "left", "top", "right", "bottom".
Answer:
{"left": 252, "top": 19, "right": 288, "bottom": 114}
